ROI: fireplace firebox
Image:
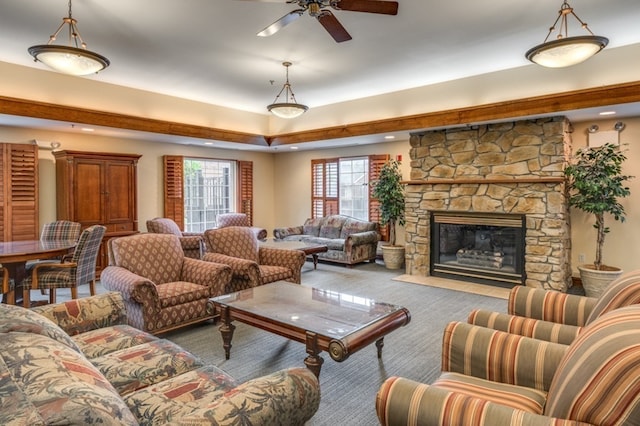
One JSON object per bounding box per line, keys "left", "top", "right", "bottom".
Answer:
{"left": 430, "top": 212, "right": 526, "bottom": 286}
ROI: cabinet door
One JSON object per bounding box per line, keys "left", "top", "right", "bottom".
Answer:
{"left": 74, "top": 160, "right": 104, "bottom": 225}
{"left": 104, "top": 160, "right": 135, "bottom": 224}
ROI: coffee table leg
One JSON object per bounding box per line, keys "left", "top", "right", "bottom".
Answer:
{"left": 218, "top": 306, "right": 236, "bottom": 360}
{"left": 376, "top": 337, "right": 384, "bottom": 359}
{"left": 305, "top": 331, "right": 324, "bottom": 378}
{"left": 312, "top": 254, "right": 319, "bottom": 269}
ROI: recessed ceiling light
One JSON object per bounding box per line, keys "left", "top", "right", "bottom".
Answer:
{"left": 290, "top": 146, "right": 299, "bottom": 150}
{"left": 81, "top": 127, "right": 94, "bottom": 132}
{"left": 384, "top": 135, "right": 395, "bottom": 140}
{"left": 599, "top": 111, "right": 616, "bottom": 116}
{"left": 204, "top": 142, "right": 214, "bottom": 145}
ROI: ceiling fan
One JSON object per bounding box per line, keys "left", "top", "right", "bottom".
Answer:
{"left": 238, "top": 0, "right": 399, "bottom": 43}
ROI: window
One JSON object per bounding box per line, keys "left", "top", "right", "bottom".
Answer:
{"left": 163, "top": 156, "right": 254, "bottom": 232}
{"left": 311, "top": 154, "right": 391, "bottom": 240}
{"left": 339, "top": 157, "right": 369, "bottom": 221}
{"left": 183, "top": 158, "right": 235, "bottom": 232}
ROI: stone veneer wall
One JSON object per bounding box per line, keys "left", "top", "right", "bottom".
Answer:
{"left": 405, "top": 116, "right": 573, "bottom": 291}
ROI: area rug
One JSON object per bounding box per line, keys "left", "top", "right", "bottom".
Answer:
{"left": 393, "top": 274, "right": 511, "bottom": 299}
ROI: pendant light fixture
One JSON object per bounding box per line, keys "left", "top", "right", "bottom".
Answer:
{"left": 267, "top": 62, "right": 308, "bottom": 119}
{"left": 28, "top": 0, "right": 110, "bottom": 76}
{"left": 526, "top": 0, "right": 608, "bottom": 68}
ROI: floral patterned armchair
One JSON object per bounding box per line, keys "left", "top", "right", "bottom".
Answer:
{"left": 146, "top": 217, "right": 204, "bottom": 259}
{"left": 100, "top": 233, "right": 232, "bottom": 334}
{"left": 203, "top": 226, "right": 305, "bottom": 292}
{"left": 216, "top": 212, "right": 268, "bottom": 240}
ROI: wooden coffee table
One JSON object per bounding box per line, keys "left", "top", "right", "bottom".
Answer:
{"left": 259, "top": 239, "right": 328, "bottom": 269}
{"left": 211, "top": 281, "right": 411, "bottom": 377}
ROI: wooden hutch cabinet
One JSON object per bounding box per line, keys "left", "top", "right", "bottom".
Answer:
{"left": 0, "top": 143, "right": 39, "bottom": 241}
{"left": 53, "top": 150, "right": 141, "bottom": 274}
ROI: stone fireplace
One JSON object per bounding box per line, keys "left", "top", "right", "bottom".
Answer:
{"left": 405, "top": 117, "right": 572, "bottom": 291}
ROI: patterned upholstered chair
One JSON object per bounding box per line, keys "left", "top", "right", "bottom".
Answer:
{"left": 467, "top": 269, "right": 640, "bottom": 344}
{"left": 203, "top": 226, "right": 305, "bottom": 292}
{"left": 22, "top": 225, "right": 106, "bottom": 306}
{"left": 100, "top": 233, "right": 233, "bottom": 334}
{"left": 216, "top": 212, "right": 268, "bottom": 241}
{"left": 376, "top": 305, "right": 640, "bottom": 426}
{"left": 145, "top": 217, "right": 204, "bottom": 259}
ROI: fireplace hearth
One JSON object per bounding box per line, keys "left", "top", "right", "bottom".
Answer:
{"left": 430, "top": 212, "right": 525, "bottom": 286}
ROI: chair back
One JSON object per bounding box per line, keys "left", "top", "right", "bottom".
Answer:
{"left": 217, "top": 213, "right": 250, "bottom": 228}
{"left": 146, "top": 217, "right": 183, "bottom": 237}
{"left": 586, "top": 269, "right": 640, "bottom": 324}
{"left": 204, "top": 227, "right": 259, "bottom": 262}
{"left": 110, "top": 233, "right": 184, "bottom": 284}
{"left": 71, "top": 225, "right": 106, "bottom": 284}
{"left": 41, "top": 220, "right": 81, "bottom": 241}
{"left": 545, "top": 305, "right": 640, "bottom": 424}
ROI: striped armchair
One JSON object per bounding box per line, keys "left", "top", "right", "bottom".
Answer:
{"left": 100, "top": 233, "right": 232, "bottom": 334}
{"left": 376, "top": 306, "right": 640, "bottom": 426}
{"left": 467, "top": 269, "right": 640, "bottom": 344}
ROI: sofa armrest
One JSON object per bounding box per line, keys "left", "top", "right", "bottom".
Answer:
{"left": 273, "top": 226, "right": 303, "bottom": 239}
{"left": 441, "top": 322, "right": 567, "bottom": 391}
{"left": 468, "top": 309, "right": 583, "bottom": 345}
{"left": 345, "top": 230, "right": 380, "bottom": 248}
{"left": 176, "top": 368, "right": 320, "bottom": 426}
{"left": 181, "top": 257, "right": 232, "bottom": 295}
{"left": 100, "top": 265, "right": 160, "bottom": 310}
{"left": 508, "top": 286, "right": 597, "bottom": 326}
{"left": 376, "top": 377, "right": 591, "bottom": 426}
{"left": 31, "top": 292, "right": 129, "bottom": 336}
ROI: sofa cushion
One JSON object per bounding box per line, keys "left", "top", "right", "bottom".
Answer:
{"left": 91, "top": 339, "right": 205, "bottom": 396}
{"left": 303, "top": 217, "right": 324, "bottom": 237}
{"left": 124, "top": 365, "right": 238, "bottom": 423}
{"left": 340, "top": 217, "right": 377, "bottom": 238}
{"left": 319, "top": 216, "right": 346, "bottom": 239}
{"left": 73, "top": 324, "right": 159, "bottom": 359}
{"left": 1, "top": 332, "right": 137, "bottom": 425}
{"left": 0, "top": 303, "right": 81, "bottom": 353}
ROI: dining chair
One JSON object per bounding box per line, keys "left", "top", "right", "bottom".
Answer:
{"left": 33, "top": 220, "right": 82, "bottom": 294}
{"left": 1, "top": 266, "right": 14, "bottom": 305}
{"left": 22, "top": 224, "right": 106, "bottom": 306}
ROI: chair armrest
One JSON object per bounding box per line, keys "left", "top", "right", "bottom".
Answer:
{"left": 441, "top": 322, "right": 567, "bottom": 391}
{"left": 345, "top": 230, "right": 380, "bottom": 248}
{"left": 202, "top": 252, "right": 257, "bottom": 271}
{"left": 251, "top": 226, "right": 268, "bottom": 241}
{"left": 100, "top": 266, "right": 160, "bottom": 310}
{"left": 508, "top": 286, "right": 597, "bottom": 326}
{"left": 376, "top": 377, "right": 592, "bottom": 426}
{"left": 31, "top": 292, "right": 129, "bottom": 336}
{"left": 273, "top": 226, "right": 303, "bottom": 239}
{"left": 176, "top": 368, "right": 320, "bottom": 426}
{"left": 181, "top": 258, "right": 232, "bottom": 295}
{"left": 259, "top": 247, "right": 306, "bottom": 283}
{"left": 468, "top": 309, "right": 583, "bottom": 345}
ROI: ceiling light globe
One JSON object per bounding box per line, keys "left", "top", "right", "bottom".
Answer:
{"left": 526, "top": 35, "right": 608, "bottom": 68}
{"left": 267, "top": 103, "right": 308, "bottom": 119}
{"left": 29, "top": 45, "right": 110, "bottom": 76}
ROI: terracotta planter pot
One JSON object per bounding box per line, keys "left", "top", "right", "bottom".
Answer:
{"left": 578, "top": 264, "right": 624, "bottom": 298}
{"left": 381, "top": 245, "right": 405, "bottom": 270}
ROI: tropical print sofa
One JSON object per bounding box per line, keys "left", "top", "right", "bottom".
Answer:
{"left": 0, "top": 292, "right": 321, "bottom": 425}
{"left": 273, "top": 214, "right": 380, "bottom": 266}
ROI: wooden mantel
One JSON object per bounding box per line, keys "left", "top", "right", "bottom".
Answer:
{"left": 403, "top": 177, "right": 565, "bottom": 185}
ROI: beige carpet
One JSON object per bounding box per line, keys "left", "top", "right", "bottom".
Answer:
{"left": 393, "top": 274, "right": 511, "bottom": 299}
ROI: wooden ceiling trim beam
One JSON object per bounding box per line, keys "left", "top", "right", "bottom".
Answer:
{"left": 268, "top": 80, "right": 640, "bottom": 146}
{"left": 0, "top": 95, "right": 268, "bottom": 146}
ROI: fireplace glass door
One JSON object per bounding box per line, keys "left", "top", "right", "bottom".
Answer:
{"left": 430, "top": 212, "right": 525, "bottom": 286}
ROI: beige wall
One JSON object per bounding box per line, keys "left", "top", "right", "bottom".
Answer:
{"left": 2, "top": 116, "right": 638, "bottom": 277}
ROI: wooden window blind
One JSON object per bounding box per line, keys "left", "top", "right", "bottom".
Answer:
{"left": 238, "top": 160, "right": 254, "bottom": 225}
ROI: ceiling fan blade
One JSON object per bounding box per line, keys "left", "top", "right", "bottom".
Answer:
{"left": 332, "top": 0, "right": 398, "bottom": 15}
{"left": 257, "top": 10, "right": 304, "bottom": 37}
{"left": 317, "top": 11, "right": 352, "bottom": 43}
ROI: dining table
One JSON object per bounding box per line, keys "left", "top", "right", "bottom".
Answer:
{"left": 0, "top": 239, "right": 77, "bottom": 306}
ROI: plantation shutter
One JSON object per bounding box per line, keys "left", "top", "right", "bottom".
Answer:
{"left": 238, "top": 160, "right": 254, "bottom": 225}
{"left": 369, "top": 154, "right": 391, "bottom": 241}
{"left": 311, "top": 158, "right": 338, "bottom": 219}
{"left": 163, "top": 155, "right": 185, "bottom": 230}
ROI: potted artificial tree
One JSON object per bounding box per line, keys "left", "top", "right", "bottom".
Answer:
{"left": 371, "top": 159, "right": 406, "bottom": 269}
{"left": 564, "top": 142, "right": 633, "bottom": 297}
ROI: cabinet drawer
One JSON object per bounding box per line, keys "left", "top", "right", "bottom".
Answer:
{"left": 105, "top": 222, "right": 135, "bottom": 233}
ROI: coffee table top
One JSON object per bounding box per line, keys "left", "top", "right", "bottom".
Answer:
{"left": 212, "top": 281, "right": 407, "bottom": 340}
